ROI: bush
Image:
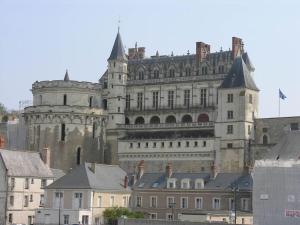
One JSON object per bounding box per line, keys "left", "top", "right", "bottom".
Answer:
{"left": 103, "top": 207, "right": 144, "bottom": 225}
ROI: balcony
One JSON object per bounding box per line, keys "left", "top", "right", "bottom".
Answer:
{"left": 127, "top": 74, "right": 226, "bottom": 86}
{"left": 117, "top": 121, "right": 214, "bottom": 130}
{"left": 125, "top": 104, "right": 216, "bottom": 115}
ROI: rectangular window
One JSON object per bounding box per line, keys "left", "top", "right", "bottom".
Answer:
{"left": 291, "top": 123, "right": 299, "bottom": 131}
{"left": 98, "top": 196, "right": 102, "bottom": 207}
{"left": 152, "top": 91, "right": 159, "bottom": 109}
{"left": 137, "top": 93, "right": 143, "bottom": 110}
{"left": 10, "top": 177, "right": 15, "bottom": 190}
{"left": 137, "top": 143, "right": 141, "bottom": 148}
{"left": 168, "top": 90, "right": 174, "bottom": 109}
{"left": 40, "top": 194, "right": 45, "bottom": 206}
{"left": 249, "top": 94, "right": 253, "bottom": 104}
{"left": 229, "top": 198, "right": 234, "bottom": 210}
{"left": 130, "top": 143, "right": 133, "bottom": 148}
{"left": 8, "top": 214, "right": 13, "bottom": 223}
{"left": 194, "top": 141, "right": 198, "bottom": 147}
{"left": 186, "top": 141, "right": 189, "bottom": 147}
{"left": 54, "top": 192, "right": 63, "bottom": 208}
{"left": 61, "top": 123, "right": 66, "bottom": 141}
{"left": 145, "top": 142, "right": 148, "bottom": 148}
{"left": 227, "top": 110, "right": 233, "bottom": 119}
{"left": 167, "top": 197, "right": 175, "bottom": 208}
{"left": 227, "top": 143, "right": 233, "bottom": 148}
{"left": 150, "top": 196, "right": 157, "bottom": 208}
{"left": 24, "top": 195, "right": 29, "bottom": 207}
{"left": 169, "top": 142, "right": 173, "bottom": 147}
{"left": 241, "top": 198, "right": 250, "bottom": 211}
{"left": 200, "top": 89, "right": 207, "bottom": 107}
{"left": 248, "top": 125, "right": 251, "bottom": 135}
{"left": 63, "top": 94, "right": 67, "bottom": 105}
{"left": 184, "top": 90, "right": 190, "bottom": 107}
{"left": 177, "top": 142, "right": 181, "bottom": 147}
{"left": 64, "top": 215, "right": 69, "bottom": 225}
{"left": 25, "top": 178, "right": 29, "bottom": 189}
{"left": 203, "top": 141, "right": 207, "bottom": 147}
{"left": 110, "top": 196, "right": 115, "bottom": 207}
{"left": 153, "top": 142, "right": 156, "bottom": 148}
{"left": 181, "top": 197, "right": 188, "bottom": 209}
{"left": 195, "top": 197, "right": 203, "bottom": 209}
{"left": 161, "top": 142, "right": 164, "bottom": 148}
{"left": 9, "top": 195, "right": 14, "bottom": 206}
{"left": 89, "top": 96, "right": 93, "bottom": 108}
{"left": 126, "top": 94, "right": 130, "bottom": 110}
{"left": 30, "top": 194, "right": 33, "bottom": 202}
{"left": 31, "top": 178, "right": 34, "bottom": 184}
{"left": 41, "top": 179, "right": 47, "bottom": 188}
{"left": 227, "top": 125, "right": 233, "bottom": 134}
{"left": 74, "top": 193, "right": 83, "bottom": 209}
{"left": 149, "top": 213, "right": 157, "bottom": 220}
{"left": 227, "top": 93, "right": 233, "bottom": 103}
{"left": 262, "top": 127, "right": 268, "bottom": 133}
{"left": 123, "top": 196, "right": 128, "bottom": 207}
{"left": 136, "top": 196, "right": 142, "bottom": 208}
{"left": 213, "top": 198, "right": 221, "bottom": 209}
{"left": 167, "top": 213, "right": 173, "bottom": 221}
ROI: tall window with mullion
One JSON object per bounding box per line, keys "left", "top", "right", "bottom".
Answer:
{"left": 137, "top": 93, "right": 143, "bottom": 111}
{"left": 152, "top": 91, "right": 159, "bottom": 109}
{"left": 184, "top": 90, "right": 190, "bottom": 108}
{"left": 168, "top": 90, "right": 174, "bottom": 109}
{"left": 74, "top": 193, "right": 83, "bottom": 209}
{"left": 200, "top": 89, "right": 207, "bottom": 107}
{"left": 126, "top": 94, "right": 130, "bottom": 110}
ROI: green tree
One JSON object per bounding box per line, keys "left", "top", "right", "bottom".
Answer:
{"left": 103, "top": 207, "right": 144, "bottom": 225}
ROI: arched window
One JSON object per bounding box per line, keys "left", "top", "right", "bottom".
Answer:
{"left": 181, "top": 115, "right": 193, "bottom": 123}
{"left": 76, "top": 147, "right": 81, "bottom": 165}
{"left": 263, "top": 135, "right": 268, "bottom": 145}
{"left": 165, "top": 115, "right": 176, "bottom": 124}
{"left": 169, "top": 68, "right": 175, "bottom": 78}
{"left": 198, "top": 114, "right": 209, "bottom": 122}
{"left": 125, "top": 117, "right": 130, "bottom": 125}
{"left": 150, "top": 116, "right": 160, "bottom": 124}
{"left": 154, "top": 69, "right": 159, "bottom": 79}
{"left": 63, "top": 94, "right": 67, "bottom": 106}
{"left": 135, "top": 117, "right": 145, "bottom": 124}
{"left": 138, "top": 71, "right": 144, "bottom": 80}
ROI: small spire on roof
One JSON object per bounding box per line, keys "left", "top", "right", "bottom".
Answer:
{"left": 64, "top": 69, "right": 69, "bottom": 81}
{"left": 187, "top": 50, "right": 190, "bottom": 55}
{"left": 156, "top": 50, "right": 159, "bottom": 57}
{"left": 171, "top": 51, "right": 174, "bottom": 57}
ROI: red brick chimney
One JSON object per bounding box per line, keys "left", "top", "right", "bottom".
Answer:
{"left": 40, "top": 147, "right": 51, "bottom": 167}
{"left": 232, "top": 37, "right": 244, "bottom": 59}
{"left": 166, "top": 163, "right": 173, "bottom": 178}
{"left": 137, "top": 160, "right": 145, "bottom": 179}
{"left": 196, "top": 42, "right": 210, "bottom": 62}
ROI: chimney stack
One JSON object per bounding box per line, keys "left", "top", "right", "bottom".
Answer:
{"left": 124, "top": 175, "right": 129, "bottom": 188}
{"left": 40, "top": 147, "right": 51, "bottom": 167}
{"left": 196, "top": 42, "right": 210, "bottom": 62}
{"left": 137, "top": 160, "right": 144, "bottom": 179}
{"left": 232, "top": 37, "right": 244, "bottom": 59}
{"left": 166, "top": 163, "right": 173, "bottom": 178}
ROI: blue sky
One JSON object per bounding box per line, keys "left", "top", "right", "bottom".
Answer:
{"left": 0, "top": 0, "right": 299, "bottom": 117}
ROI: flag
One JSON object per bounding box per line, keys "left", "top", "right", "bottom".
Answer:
{"left": 279, "top": 89, "right": 287, "bottom": 100}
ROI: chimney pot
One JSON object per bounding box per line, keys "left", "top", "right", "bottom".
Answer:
{"left": 166, "top": 163, "right": 173, "bottom": 178}
{"left": 137, "top": 160, "right": 144, "bottom": 179}
{"left": 41, "top": 147, "right": 51, "bottom": 167}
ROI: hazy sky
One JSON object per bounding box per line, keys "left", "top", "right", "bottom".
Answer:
{"left": 0, "top": 0, "right": 299, "bottom": 118}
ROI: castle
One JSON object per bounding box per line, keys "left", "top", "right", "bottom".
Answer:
{"left": 23, "top": 31, "right": 300, "bottom": 173}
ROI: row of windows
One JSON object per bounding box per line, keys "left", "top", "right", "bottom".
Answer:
{"left": 11, "top": 194, "right": 44, "bottom": 207}
{"left": 126, "top": 89, "right": 208, "bottom": 110}
{"left": 10, "top": 178, "right": 47, "bottom": 190}
{"left": 130, "top": 141, "right": 207, "bottom": 149}
{"left": 130, "top": 64, "right": 228, "bottom": 81}
{"left": 227, "top": 93, "right": 253, "bottom": 104}
{"left": 135, "top": 196, "right": 250, "bottom": 211}
{"left": 129, "top": 114, "right": 209, "bottom": 125}
{"left": 37, "top": 94, "right": 94, "bottom": 107}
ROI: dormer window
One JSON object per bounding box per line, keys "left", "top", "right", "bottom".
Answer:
{"left": 181, "top": 179, "right": 190, "bottom": 189}
{"left": 195, "top": 179, "right": 204, "bottom": 189}
{"left": 167, "top": 178, "right": 176, "bottom": 189}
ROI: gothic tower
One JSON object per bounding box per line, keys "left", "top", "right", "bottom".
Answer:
{"left": 215, "top": 53, "right": 259, "bottom": 172}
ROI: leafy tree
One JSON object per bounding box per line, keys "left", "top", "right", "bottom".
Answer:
{"left": 103, "top": 207, "right": 144, "bottom": 225}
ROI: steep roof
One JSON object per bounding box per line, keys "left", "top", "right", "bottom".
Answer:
{"left": 46, "top": 163, "right": 130, "bottom": 192}
{"left": 220, "top": 53, "right": 259, "bottom": 91}
{"left": 0, "top": 149, "right": 53, "bottom": 178}
{"left": 108, "top": 32, "right": 127, "bottom": 61}
{"left": 64, "top": 69, "right": 70, "bottom": 81}
{"left": 264, "top": 131, "right": 300, "bottom": 160}
{"left": 132, "top": 172, "right": 252, "bottom": 191}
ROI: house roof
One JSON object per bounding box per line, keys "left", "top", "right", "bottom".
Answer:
{"left": 132, "top": 172, "right": 252, "bottom": 191}
{"left": 108, "top": 32, "right": 127, "bottom": 61}
{"left": 264, "top": 131, "right": 300, "bottom": 160}
{"left": 50, "top": 168, "right": 65, "bottom": 181}
{"left": 46, "top": 163, "right": 130, "bottom": 192}
{"left": 0, "top": 149, "right": 53, "bottom": 178}
{"left": 219, "top": 53, "right": 259, "bottom": 91}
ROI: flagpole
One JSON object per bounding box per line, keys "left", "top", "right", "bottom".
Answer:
{"left": 279, "top": 90, "right": 280, "bottom": 117}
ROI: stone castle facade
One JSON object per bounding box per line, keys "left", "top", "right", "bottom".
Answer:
{"left": 23, "top": 31, "right": 300, "bottom": 172}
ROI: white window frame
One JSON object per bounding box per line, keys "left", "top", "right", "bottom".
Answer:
{"left": 195, "top": 197, "right": 203, "bottom": 209}
{"left": 181, "top": 179, "right": 190, "bottom": 189}
{"left": 110, "top": 195, "right": 115, "bottom": 207}
{"left": 167, "top": 178, "right": 176, "bottom": 189}
{"left": 98, "top": 195, "right": 102, "bottom": 207}
{"left": 212, "top": 197, "right": 221, "bottom": 210}
{"left": 149, "top": 213, "right": 157, "bottom": 220}
{"left": 167, "top": 196, "right": 175, "bottom": 208}
{"left": 73, "top": 192, "right": 83, "bottom": 209}
{"left": 241, "top": 198, "right": 250, "bottom": 211}
{"left": 150, "top": 196, "right": 157, "bottom": 208}
{"left": 166, "top": 213, "right": 173, "bottom": 221}
{"left": 136, "top": 196, "right": 142, "bottom": 208}
{"left": 180, "top": 197, "right": 188, "bottom": 209}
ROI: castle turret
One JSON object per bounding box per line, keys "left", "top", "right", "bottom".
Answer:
{"left": 106, "top": 31, "right": 128, "bottom": 129}
{"left": 215, "top": 53, "right": 259, "bottom": 172}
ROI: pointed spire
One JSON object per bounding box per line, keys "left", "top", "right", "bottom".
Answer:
{"left": 64, "top": 69, "right": 70, "bottom": 81}
{"left": 108, "top": 32, "right": 127, "bottom": 61}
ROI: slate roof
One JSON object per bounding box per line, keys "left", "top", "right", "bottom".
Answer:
{"left": 264, "top": 131, "right": 300, "bottom": 160}
{"left": 51, "top": 168, "right": 65, "bottom": 181}
{"left": 108, "top": 32, "right": 127, "bottom": 61}
{"left": 46, "top": 163, "right": 130, "bottom": 192}
{"left": 220, "top": 53, "right": 259, "bottom": 91}
{"left": 0, "top": 149, "right": 53, "bottom": 178}
{"left": 132, "top": 172, "right": 252, "bottom": 191}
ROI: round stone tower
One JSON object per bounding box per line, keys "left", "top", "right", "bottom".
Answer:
{"left": 23, "top": 71, "right": 106, "bottom": 171}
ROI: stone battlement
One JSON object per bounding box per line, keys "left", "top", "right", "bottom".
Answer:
{"left": 32, "top": 80, "right": 101, "bottom": 91}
